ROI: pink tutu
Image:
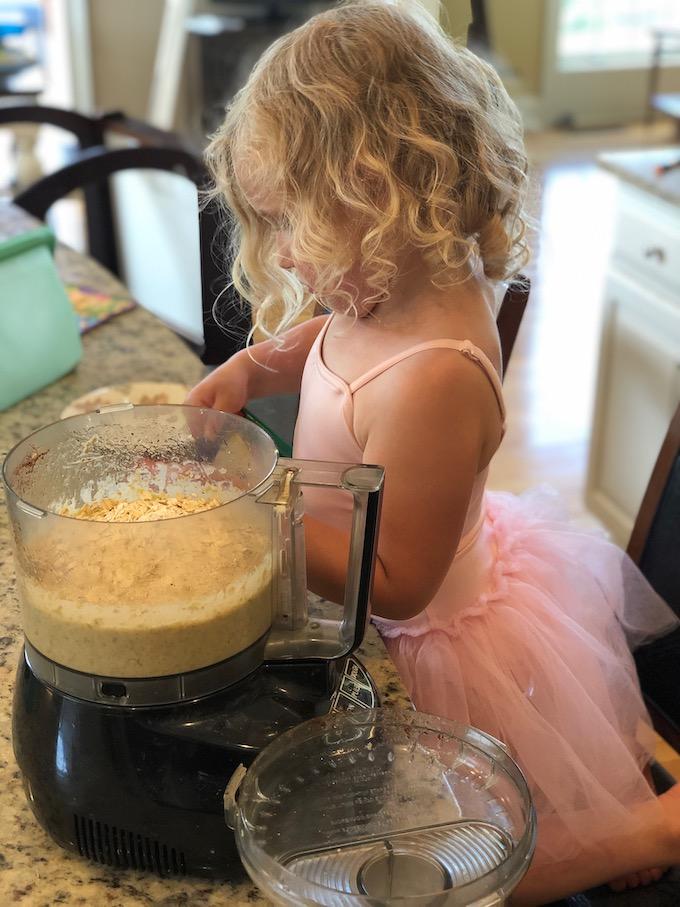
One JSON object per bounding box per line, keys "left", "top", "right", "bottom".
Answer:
{"left": 373, "top": 489, "right": 679, "bottom": 865}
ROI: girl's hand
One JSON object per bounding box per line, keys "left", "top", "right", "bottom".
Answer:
{"left": 185, "top": 355, "right": 250, "bottom": 414}
{"left": 186, "top": 315, "right": 328, "bottom": 423}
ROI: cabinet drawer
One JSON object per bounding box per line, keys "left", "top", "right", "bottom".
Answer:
{"left": 613, "top": 188, "right": 680, "bottom": 298}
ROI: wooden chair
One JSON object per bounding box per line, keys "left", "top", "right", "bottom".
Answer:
{"left": 0, "top": 104, "right": 104, "bottom": 148}
{"left": 13, "top": 144, "right": 205, "bottom": 255}
{"left": 0, "top": 107, "right": 207, "bottom": 274}
{"left": 548, "top": 404, "right": 680, "bottom": 907}
{"left": 629, "top": 403, "right": 680, "bottom": 756}
{"left": 497, "top": 274, "right": 529, "bottom": 376}
{"left": 647, "top": 29, "right": 680, "bottom": 139}
{"left": 2, "top": 105, "right": 249, "bottom": 364}
{"left": 12, "top": 143, "right": 249, "bottom": 363}
{"left": 0, "top": 105, "right": 115, "bottom": 265}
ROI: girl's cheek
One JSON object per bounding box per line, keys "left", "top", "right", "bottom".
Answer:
{"left": 295, "top": 264, "right": 317, "bottom": 290}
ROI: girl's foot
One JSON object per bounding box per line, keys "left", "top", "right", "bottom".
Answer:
{"left": 608, "top": 767, "right": 669, "bottom": 891}
{"left": 511, "top": 784, "right": 680, "bottom": 907}
{"left": 609, "top": 765, "right": 666, "bottom": 892}
{"left": 608, "top": 867, "right": 665, "bottom": 892}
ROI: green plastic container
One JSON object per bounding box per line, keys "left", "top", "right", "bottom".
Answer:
{"left": 0, "top": 226, "right": 82, "bottom": 410}
{"left": 242, "top": 404, "right": 294, "bottom": 458}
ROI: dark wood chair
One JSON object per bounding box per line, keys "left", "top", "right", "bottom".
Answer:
{"left": 549, "top": 404, "right": 680, "bottom": 907}
{"left": 13, "top": 144, "right": 205, "bottom": 255}
{"left": 497, "top": 274, "right": 529, "bottom": 377}
{"left": 647, "top": 29, "right": 680, "bottom": 139}
{"left": 0, "top": 104, "right": 105, "bottom": 148}
{"left": 0, "top": 107, "right": 207, "bottom": 276}
{"left": 2, "top": 105, "right": 249, "bottom": 365}
{"left": 0, "top": 105, "right": 115, "bottom": 265}
{"left": 12, "top": 142, "right": 249, "bottom": 364}
{"left": 629, "top": 404, "right": 680, "bottom": 756}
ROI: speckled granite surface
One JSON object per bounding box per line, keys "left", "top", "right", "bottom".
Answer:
{"left": 598, "top": 147, "right": 680, "bottom": 206}
{"left": 0, "top": 204, "right": 411, "bottom": 905}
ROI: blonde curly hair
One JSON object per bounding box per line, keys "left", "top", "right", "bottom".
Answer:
{"left": 206, "top": 0, "right": 529, "bottom": 340}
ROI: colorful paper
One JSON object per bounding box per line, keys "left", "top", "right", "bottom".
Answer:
{"left": 66, "top": 284, "right": 137, "bottom": 334}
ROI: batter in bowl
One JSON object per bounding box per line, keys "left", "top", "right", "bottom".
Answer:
{"left": 17, "top": 492, "right": 273, "bottom": 677}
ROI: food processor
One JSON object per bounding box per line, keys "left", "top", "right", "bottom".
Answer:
{"left": 5, "top": 405, "right": 383, "bottom": 880}
{"left": 4, "top": 405, "right": 536, "bottom": 903}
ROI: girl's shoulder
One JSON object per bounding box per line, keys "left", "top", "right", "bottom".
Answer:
{"left": 352, "top": 337, "right": 505, "bottom": 469}
{"left": 323, "top": 302, "right": 502, "bottom": 385}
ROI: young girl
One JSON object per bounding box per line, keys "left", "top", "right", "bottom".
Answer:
{"left": 187, "top": 2, "right": 680, "bottom": 902}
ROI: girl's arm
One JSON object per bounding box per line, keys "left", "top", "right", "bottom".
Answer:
{"left": 186, "top": 315, "right": 329, "bottom": 412}
{"left": 304, "top": 350, "right": 500, "bottom": 620}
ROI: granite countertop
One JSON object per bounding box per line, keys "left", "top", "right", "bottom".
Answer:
{"left": 0, "top": 204, "right": 411, "bottom": 905}
{"left": 598, "top": 146, "right": 680, "bottom": 206}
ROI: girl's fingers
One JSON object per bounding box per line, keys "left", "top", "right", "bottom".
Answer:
{"left": 184, "top": 403, "right": 211, "bottom": 441}
{"left": 185, "top": 382, "right": 215, "bottom": 409}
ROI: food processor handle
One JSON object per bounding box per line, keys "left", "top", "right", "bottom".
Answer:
{"left": 277, "top": 459, "right": 384, "bottom": 657}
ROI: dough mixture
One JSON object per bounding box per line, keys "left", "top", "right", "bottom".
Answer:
{"left": 18, "top": 492, "right": 273, "bottom": 677}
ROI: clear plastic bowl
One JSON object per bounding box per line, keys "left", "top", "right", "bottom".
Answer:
{"left": 232, "top": 709, "right": 536, "bottom": 906}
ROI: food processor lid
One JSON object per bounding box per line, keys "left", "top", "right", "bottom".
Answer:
{"left": 228, "top": 709, "right": 536, "bottom": 906}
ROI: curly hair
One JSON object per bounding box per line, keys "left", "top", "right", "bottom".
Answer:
{"left": 205, "top": 0, "right": 529, "bottom": 340}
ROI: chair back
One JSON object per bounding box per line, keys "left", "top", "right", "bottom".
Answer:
{"left": 11, "top": 140, "right": 249, "bottom": 364}
{"left": 0, "top": 104, "right": 105, "bottom": 147}
{"left": 497, "top": 275, "right": 529, "bottom": 376}
{"left": 14, "top": 145, "right": 205, "bottom": 217}
{"left": 629, "top": 404, "right": 680, "bottom": 752}
{"left": 628, "top": 405, "right": 680, "bottom": 612}
{"left": 1, "top": 104, "right": 117, "bottom": 268}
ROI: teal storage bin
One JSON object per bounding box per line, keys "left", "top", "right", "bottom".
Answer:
{"left": 242, "top": 405, "right": 293, "bottom": 458}
{"left": 0, "top": 226, "right": 82, "bottom": 410}
{"left": 242, "top": 394, "right": 298, "bottom": 458}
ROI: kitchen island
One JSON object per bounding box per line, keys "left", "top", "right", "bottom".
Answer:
{"left": 0, "top": 203, "right": 412, "bottom": 906}
{"left": 586, "top": 148, "right": 680, "bottom": 546}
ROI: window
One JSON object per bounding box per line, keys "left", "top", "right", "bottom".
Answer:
{"left": 557, "top": 0, "right": 680, "bottom": 71}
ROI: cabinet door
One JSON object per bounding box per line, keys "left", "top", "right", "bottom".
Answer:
{"left": 587, "top": 269, "right": 680, "bottom": 546}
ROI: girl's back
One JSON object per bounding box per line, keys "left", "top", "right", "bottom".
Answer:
{"left": 294, "top": 274, "right": 506, "bottom": 548}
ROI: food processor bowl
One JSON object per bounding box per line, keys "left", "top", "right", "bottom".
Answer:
{"left": 3, "top": 405, "right": 278, "bottom": 679}
{"left": 229, "top": 709, "right": 536, "bottom": 906}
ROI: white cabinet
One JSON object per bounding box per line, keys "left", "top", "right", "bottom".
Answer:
{"left": 586, "top": 182, "right": 680, "bottom": 547}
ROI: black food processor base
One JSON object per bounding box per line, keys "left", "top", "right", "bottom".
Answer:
{"left": 13, "top": 651, "right": 378, "bottom": 880}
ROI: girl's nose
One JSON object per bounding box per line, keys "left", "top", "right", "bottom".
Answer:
{"left": 276, "top": 232, "right": 294, "bottom": 270}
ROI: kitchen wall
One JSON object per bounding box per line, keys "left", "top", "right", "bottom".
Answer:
{"left": 439, "top": 0, "right": 471, "bottom": 40}
{"left": 84, "top": 0, "right": 680, "bottom": 131}
{"left": 86, "top": 1, "right": 467, "bottom": 127}
{"left": 87, "top": 0, "right": 202, "bottom": 130}
{"left": 486, "top": 0, "right": 543, "bottom": 94}
{"left": 441, "top": 0, "right": 541, "bottom": 89}
{"left": 88, "top": 0, "right": 165, "bottom": 119}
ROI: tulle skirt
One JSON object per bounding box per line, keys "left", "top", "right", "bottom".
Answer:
{"left": 373, "top": 489, "right": 679, "bottom": 866}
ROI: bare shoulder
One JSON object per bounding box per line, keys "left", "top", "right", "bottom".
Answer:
{"left": 354, "top": 346, "right": 503, "bottom": 467}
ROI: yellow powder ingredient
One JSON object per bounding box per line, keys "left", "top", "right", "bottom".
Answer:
{"left": 61, "top": 490, "right": 221, "bottom": 522}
